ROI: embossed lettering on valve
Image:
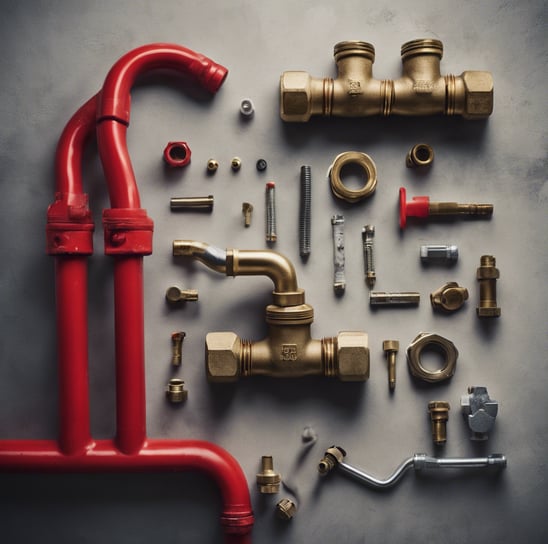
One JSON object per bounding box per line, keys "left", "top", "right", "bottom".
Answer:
{"left": 281, "top": 344, "right": 298, "bottom": 361}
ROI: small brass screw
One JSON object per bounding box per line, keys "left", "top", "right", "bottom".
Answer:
{"left": 382, "top": 340, "right": 399, "bottom": 391}
{"left": 171, "top": 331, "right": 186, "bottom": 366}
{"left": 428, "top": 401, "right": 450, "bottom": 445}
{"left": 231, "top": 157, "right": 242, "bottom": 171}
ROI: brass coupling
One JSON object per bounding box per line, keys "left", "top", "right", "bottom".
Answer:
{"left": 281, "top": 39, "right": 493, "bottom": 121}
{"left": 329, "top": 152, "right": 377, "bottom": 202}
{"left": 476, "top": 255, "right": 501, "bottom": 318}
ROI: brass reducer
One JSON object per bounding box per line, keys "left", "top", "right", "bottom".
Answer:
{"left": 428, "top": 401, "right": 450, "bottom": 445}
{"left": 256, "top": 456, "right": 281, "bottom": 494}
{"left": 476, "top": 255, "right": 501, "bottom": 318}
{"left": 280, "top": 39, "right": 493, "bottom": 122}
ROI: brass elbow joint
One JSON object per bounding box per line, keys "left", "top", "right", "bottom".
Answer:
{"left": 173, "top": 241, "right": 370, "bottom": 382}
{"left": 280, "top": 39, "right": 493, "bottom": 121}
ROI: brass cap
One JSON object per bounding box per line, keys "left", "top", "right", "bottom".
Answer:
{"left": 337, "top": 332, "right": 370, "bottom": 381}
{"left": 280, "top": 71, "right": 313, "bottom": 122}
{"left": 462, "top": 71, "right": 494, "bottom": 119}
{"left": 382, "top": 340, "right": 399, "bottom": 352}
{"left": 206, "top": 332, "right": 240, "bottom": 382}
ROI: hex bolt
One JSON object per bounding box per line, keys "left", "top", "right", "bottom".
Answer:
{"left": 256, "top": 455, "right": 281, "bottom": 494}
{"left": 231, "top": 157, "right": 242, "bottom": 171}
{"left": 165, "top": 379, "right": 188, "bottom": 404}
{"left": 382, "top": 340, "right": 399, "bottom": 391}
{"left": 362, "top": 225, "right": 376, "bottom": 288}
{"left": 428, "top": 401, "right": 450, "bottom": 445}
{"left": 242, "top": 202, "right": 253, "bottom": 227}
{"left": 171, "top": 331, "right": 186, "bottom": 366}
{"left": 299, "top": 165, "right": 312, "bottom": 258}
{"left": 165, "top": 286, "right": 199, "bottom": 305}
{"left": 399, "top": 187, "right": 493, "bottom": 229}
{"left": 276, "top": 498, "right": 297, "bottom": 520}
{"left": 265, "top": 182, "right": 277, "bottom": 243}
{"left": 476, "top": 255, "right": 501, "bottom": 318}
{"left": 207, "top": 158, "right": 219, "bottom": 173}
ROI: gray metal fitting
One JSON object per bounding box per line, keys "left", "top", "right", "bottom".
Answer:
{"left": 461, "top": 386, "right": 499, "bottom": 441}
{"left": 420, "top": 244, "right": 459, "bottom": 264}
{"left": 370, "top": 292, "right": 420, "bottom": 306}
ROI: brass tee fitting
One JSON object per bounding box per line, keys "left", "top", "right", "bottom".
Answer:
{"left": 173, "top": 241, "right": 370, "bottom": 382}
{"left": 280, "top": 39, "right": 493, "bottom": 121}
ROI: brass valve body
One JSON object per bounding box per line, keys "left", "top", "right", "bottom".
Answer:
{"left": 281, "top": 39, "right": 493, "bottom": 121}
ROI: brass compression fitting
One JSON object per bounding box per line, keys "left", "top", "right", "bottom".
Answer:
{"left": 172, "top": 241, "right": 370, "bottom": 382}
{"left": 280, "top": 39, "right": 493, "bottom": 121}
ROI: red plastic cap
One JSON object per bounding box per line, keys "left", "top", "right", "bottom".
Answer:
{"left": 399, "top": 187, "right": 430, "bottom": 229}
{"left": 266, "top": 181, "right": 276, "bottom": 189}
{"left": 163, "top": 141, "right": 191, "bottom": 167}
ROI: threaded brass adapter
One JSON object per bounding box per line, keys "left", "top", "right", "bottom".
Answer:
{"left": 256, "top": 456, "right": 281, "bottom": 493}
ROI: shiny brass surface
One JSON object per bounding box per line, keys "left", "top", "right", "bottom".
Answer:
{"left": 329, "top": 152, "right": 377, "bottom": 202}
{"left": 207, "top": 158, "right": 219, "bottom": 172}
{"left": 173, "top": 241, "right": 370, "bottom": 381}
{"left": 170, "top": 195, "right": 214, "bottom": 211}
{"left": 231, "top": 157, "right": 242, "bottom": 171}
{"left": 165, "top": 379, "right": 188, "bottom": 403}
{"left": 407, "top": 332, "right": 458, "bottom": 383}
{"left": 406, "top": 143, "right": 434, "bottom": 168}
{"left": 256, "top": 456, "right": 281, "bottom": 494}
{"left": 242, "top": 202, "right": 253, "bottom": 227}
{"left": 382, "top": 340, "right": 399, "bottom": 391}
{"left": 428, "top": 401, "right": 450, "bottom": 445}
{"left": 165, "top": 286, "right": 199, "bottom": 304}
{"left": 280, "top": 39, "right": 493, "bottom": 121}
{"left": 430, "top": 282, "right": 469, "bottom": 312}
{"left": 170, "top": 331, "right": 186, "bottom": 366}
{"left": 428, "top": 202, "right": 493, "bottom": 217}
{"left": 476, "top": 255, "right": 501, "bottom": 317}
{"left": 318, "top": 446, "right": 347, "bottom": 475}
{"left": 276, "top": 498, "right": 297, "bottom": 520}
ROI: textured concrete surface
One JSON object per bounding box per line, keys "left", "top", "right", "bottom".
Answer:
{"left": 0, "top": 1, "right": 546, "bottom": 542}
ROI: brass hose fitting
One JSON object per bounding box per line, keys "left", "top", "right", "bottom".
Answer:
{"left": 165, "top": 379, "right": 188, "bottom": 403}
{"left": 406, "top": 144, "right": 434, "bottom": 168}
{"left": 280, "top": 39, "right": 493, "bottom": 122}
{"left": 256, "top": 456, "right": 281, "bottom": 494}
{"left": 476, "top": 255, "right": 501, "bottom": 318}
{"left": 173, "top": 241, "right": 370, "bottom": 381}
{"left": 428, "top": 401, "right": 450, "bottom": 445}
{"left": 318, "top": 446, "right": 347, "bottom": 475}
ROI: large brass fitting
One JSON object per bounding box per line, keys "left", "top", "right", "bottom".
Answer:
{"left": 280, "top": 39, "right": 493, "bottom": 121}
{"left": 173, "top": 241, "right": 370, "bottom": 382}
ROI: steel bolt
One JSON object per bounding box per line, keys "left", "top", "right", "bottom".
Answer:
{"left": 428, "top": 401, "right": 450, "bottom": 445}
{"left": 171, "top": 332, "right": 186, "bottom": 366}
{"left": 299, "top": 165, "right": 312, "bottom": 258}
{"left": 240, "top": 98, "right": 255, "bottom": 117}
{"left": 382, "top": 340, "right": 399, "bottom": 391}
{"left": 166, "top": 379, "right": 188, "bottom": 403}
{"left": 420, "top": 244, "right": 459, "bottom": 264}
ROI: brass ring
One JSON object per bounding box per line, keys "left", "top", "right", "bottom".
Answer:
{"left": 329, "top": 152, "right": 377, "bottom": 203}
{"left": 406, "top": 332, "right": 458, "bottom": 383}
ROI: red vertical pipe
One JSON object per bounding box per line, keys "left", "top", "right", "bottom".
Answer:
{"left": 56, "top": 257, "right": 93, "bottom": 455}
{"left": 113, "top": 257, "right": 147, "bottom": 454}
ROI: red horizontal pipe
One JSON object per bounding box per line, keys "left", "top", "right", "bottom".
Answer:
{"left": 0, "top": 439, "right": 253, "bottom": 541}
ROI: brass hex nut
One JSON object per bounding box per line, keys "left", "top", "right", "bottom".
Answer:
{"left": 206, "top": 332, "right": 241, "bottom": 382}
{"left": 462, "top": 71, "right": 494, "bottom": 119}
{"left": 280, "top": 71, "right": 312, "bottom": 122}
{"left": 336, "top": 331, "right": 370, "bottom": 381}
{"left": 407, "top": 332, "right": 458, "bottom": 383}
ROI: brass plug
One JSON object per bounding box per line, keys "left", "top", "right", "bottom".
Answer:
{"left": 276, "top": 498, "right": 297, "bottom": 520}
{"left": 382, "top": 340, "right": 399, "bottom": 391}
{"left": 165, "top": 379, "right": 188, "bottom": 404}
{"left": 428, "top": 401, "right": 450, "bottom": 445}
{"left": 256, "top": 456, "right": 281, "bottom": 494}
{"left": 165, "top": 286, "right": 199, "bottom": 304}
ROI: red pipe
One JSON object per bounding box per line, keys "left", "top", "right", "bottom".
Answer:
{"left": 1, "top": 44, "right": 253, "bottom": 542}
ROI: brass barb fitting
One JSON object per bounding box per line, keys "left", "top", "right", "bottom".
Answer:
{"left": 476, "top": 255, "right": 501, "bottom": 318}
{"left": 165, "top": 379, "right": 188, "bottom": 404}
{"left": 280, "top": 39, "right": 493, "bottom": 122}
{"left": 399, "top": 187, "right": 493, "bottom": 229}
{"left": 382, "top": 340, "right": 399, "bottom": 391}
{"left": 318, "top": 446, "right": 347, "bottom": 475}
{"left": 256, "top": 456, "right": 281, "bottom": 494}
{"left": 428, "top": 401, "right": 450, "bottom": 445}
{"left": 171, "top": 331, "right": 186, "bottom": 366}
{"left": 173, "top": 241, "right": 370, "bottom": 382}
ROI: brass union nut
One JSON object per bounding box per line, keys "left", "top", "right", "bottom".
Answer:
{"left": 336, "top": 331, "right": 370, "bottom": 381}
{"left": 280, "top": 71, "right": 313, "bottom": 122}
{"left": 462, "top": 71, "right": 494, "bottom": 119}
{"left": 206, "top": 332, "right": 240, "bottom": 382}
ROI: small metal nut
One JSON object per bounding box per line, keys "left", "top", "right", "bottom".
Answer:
{"left": 406, "top": 143, "right": 434, "bottom": 168}
{"left": 430, "top": 282, "right": 469, "bottom": 312}
{"left": 207, "top": 159, "right": 219, "bottom": 173}
{"left": 276, "top": 498, "right": 297, "bottom": 520}
{"left": 231, "top": 157, "right": 242, "bottom": 171}
{"left": 336, "top": 331, "right": 370, "bottom": 382}
{"left": 256, "top": 158, "right": 268, "bottom": 172}
{"left": 240, "top": 98, "right": 255, "bottom": 117}
{"left": 165, "top": 379, "right": 188, "bottom": 403}
{"left": 407, "top": 333, "right": 458, "bottom": 383}
{"left": 329, "top": 152, "right": 377, "bottom": 203}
